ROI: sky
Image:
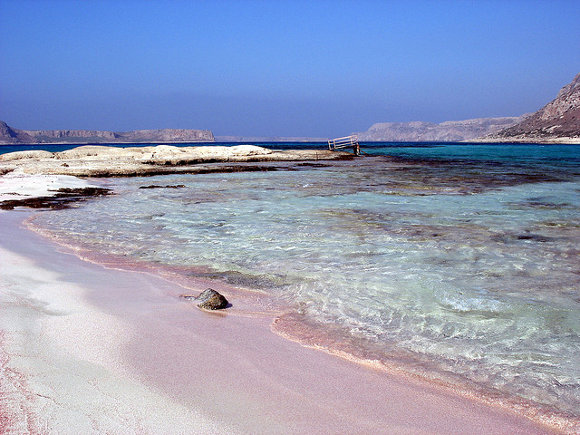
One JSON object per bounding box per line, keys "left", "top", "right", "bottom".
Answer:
{"left": 0, "top": 0, "right": 579, "bottom": 137}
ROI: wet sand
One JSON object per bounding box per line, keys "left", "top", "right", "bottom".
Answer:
{"left": 0, "top": 210, "right": 558, "bottom": 433}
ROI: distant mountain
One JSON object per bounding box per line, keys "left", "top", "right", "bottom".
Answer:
{"left": 0, "top": 120, "right": 34, "bottom": 143}
{"left": 215, "top": 135, "right": 326, "bottom": 142}
{"left": 0, "top": 122, "right": 215, "bottom": 144}
{"left": 356, "top": 117, "right": 523, "bottom": 142}
{"left": 490, "top": 73, "right": 580, "bottom": 141}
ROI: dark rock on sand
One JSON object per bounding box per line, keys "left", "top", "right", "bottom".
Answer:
{"left": 180, "top": 288, "right": 229, "bottom": 310}
{"left": 0, "top": 187, "right": 113, "bottom": 210}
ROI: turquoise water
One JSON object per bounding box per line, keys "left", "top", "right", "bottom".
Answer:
{"left": 31, "top": 143, "right": 580, "bottom": 419}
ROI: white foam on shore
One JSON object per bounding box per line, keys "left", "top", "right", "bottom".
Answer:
{"left": 0, "top": 173, "right": 92, "bottom": 202}
{"left": 0, "top": 230, "right": 236, "bottom": 434}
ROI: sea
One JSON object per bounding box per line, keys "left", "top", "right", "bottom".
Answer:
{"left": 4, "top": 142, "right": 579, "bottom": 423}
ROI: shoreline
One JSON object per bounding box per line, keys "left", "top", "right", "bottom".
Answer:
{"left": 466, "top": 137, "right": 580, "bottom": 144}
{"left": 0, "top": 210, "right": 567, "bottom": 433}
{"left": 25, "top": 212, "right": 580, "bottom": 432}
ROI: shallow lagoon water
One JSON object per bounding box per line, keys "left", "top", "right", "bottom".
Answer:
{"left": 31, "top": 144, "right": 580, "bottom": 419}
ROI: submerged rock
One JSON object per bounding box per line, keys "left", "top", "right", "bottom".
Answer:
{"left": 139, "top": 184, "right": 186, "bottom": 189}
{"left": 181, "top": 288, "right": 229, "bottom": 310}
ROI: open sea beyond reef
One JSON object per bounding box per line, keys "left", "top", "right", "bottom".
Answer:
{"left": 8, "top": 142, "right": 580, "bottom": 421}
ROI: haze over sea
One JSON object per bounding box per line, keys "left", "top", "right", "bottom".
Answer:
{"left": 15, "top": 142, "right": 580, "bottom": 421}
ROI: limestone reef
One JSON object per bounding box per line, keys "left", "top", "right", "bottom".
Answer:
{"left": 0, "top": 144, "right": 353, "bottom": 177}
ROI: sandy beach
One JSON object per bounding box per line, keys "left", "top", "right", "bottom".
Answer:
{"left": 0, "top": 206, "right": 561, "bottom": 434}
{"left": 2, "top": 0, "right": 578, "bottom": 430}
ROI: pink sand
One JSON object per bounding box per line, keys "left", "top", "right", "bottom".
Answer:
{"left": 0, "top": 211, "right": 560, "bottom": 433}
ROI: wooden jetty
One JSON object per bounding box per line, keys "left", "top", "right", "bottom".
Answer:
{"left": 328, "top": 135, "right": 361, "bottom": 155}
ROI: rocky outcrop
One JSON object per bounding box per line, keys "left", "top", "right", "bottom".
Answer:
{"left": 490, "top": 73, "right": 580, "bottom": 141}
{"left": 180, "top": 288, "right": 229, "bottom": 310}
{"left": 0, "top": 144, "right": 353, "bottom": 177}
{"left": 0, "top": 121, "right": 215, "bottom": 144}
{"left": 357, "top": 117, "right": 523, "bottom": 142}
{"left": 0, "top": 150, "right": 54, "bottom": 160}
{"left": 0, "top": 121, "right": 34, "bottom": 143}
{"left": 0, "top": 121, "right": 19, "bottom": 143}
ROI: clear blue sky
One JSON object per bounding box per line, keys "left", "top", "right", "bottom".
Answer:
{"left": 1, "top": 0, "right": 579, "bottom": 137}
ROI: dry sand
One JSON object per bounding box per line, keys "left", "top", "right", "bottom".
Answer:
{"left": 0, "top": 210, "right": 557, "bottom": 434}
{"left": 0, "top": 173, "right": 95, "bottom": 202}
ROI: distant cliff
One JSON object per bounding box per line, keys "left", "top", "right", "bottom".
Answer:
{"left": 215, "top": 135, "right": 326, "bottom": 142}
{"left": 489, "top": 72, "right": 580, "bottom": 142}
{"left": 357, "top": 117, "right": 523, "bottom": 142}
{"left": 0, "top": 121, "right": 34, "bottom": 143}
{"left": 0, "top": 122, "right": 215, "bottom": 144}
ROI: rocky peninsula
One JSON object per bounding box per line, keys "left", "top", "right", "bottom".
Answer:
{"left": 0, "top": 144, "right": 352, "bottom": 178}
